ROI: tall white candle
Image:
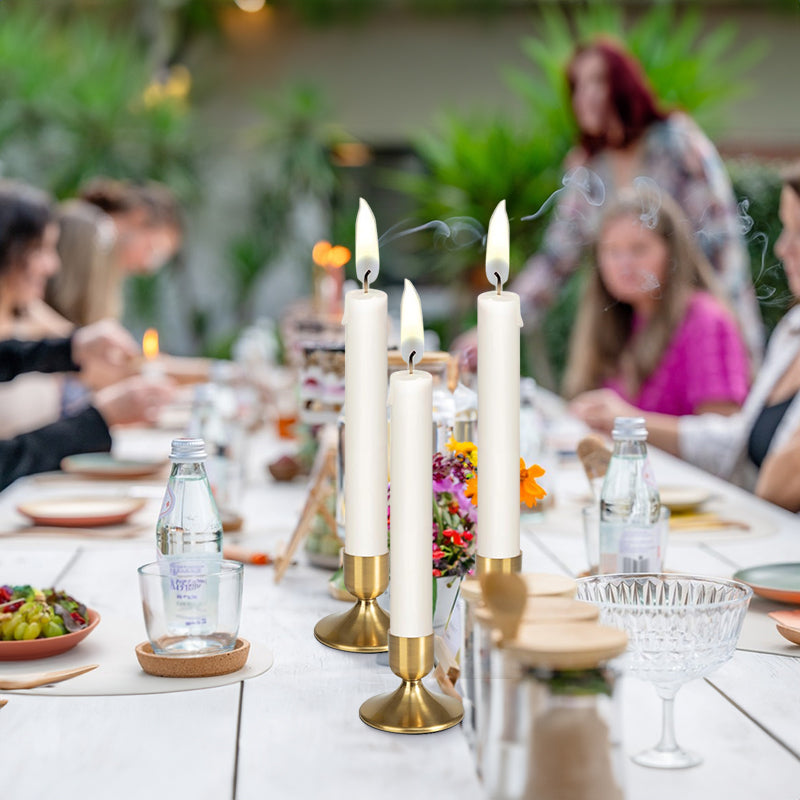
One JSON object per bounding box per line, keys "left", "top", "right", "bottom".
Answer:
{"left": 477, "top": 200, "right": 523, "bottom": 559}
{"left": 343, "top": 199, "right": 388, "bottom": 557}
{"left": 389, "top": 280, "right": 433, "bottom": 638}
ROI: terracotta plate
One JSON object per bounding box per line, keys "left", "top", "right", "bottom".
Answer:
{"left": 60, "top": 453, "right": 165, "bottom": 480}
{"left": 733, "top": 563, "right": 800, "bottom": 604}
{"left": 0, "top": 609, "right": 100, "bottom": 661}
{"left": 17, "top": 496, "right": 146, "bottom": 527}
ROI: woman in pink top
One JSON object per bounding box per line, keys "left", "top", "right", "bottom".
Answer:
{"left": 564, "top": 186, "right": 750, "bottom": 417}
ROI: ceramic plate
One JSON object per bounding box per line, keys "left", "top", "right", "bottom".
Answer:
{"left": 659, "top": 485, "right": 713, "bottom": 513}
{"left": 733, "top": 563, "right": 800, "bottom": 604}
{"left": 60, "top": 453, "right": 165, "bottom": 480}
{"left": 16, "top": 496, "right": 146, "bottom": 527}
{"left": 0, "top": 609, "right": 100, "bottom": 661}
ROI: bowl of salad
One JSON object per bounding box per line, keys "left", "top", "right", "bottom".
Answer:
{"left": 0, "top": 585, "right": 99, "bottom": 661}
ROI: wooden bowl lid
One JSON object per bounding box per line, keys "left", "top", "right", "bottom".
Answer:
{"left": 135, "top": 638, "right": 250, "bottom": 678}
{"left": 460, "top": 577, "right": 483, "bottom": 603}
{"left": 474, "top": 597, "right": 598, "bottom": 628}
{"left": 504, "top": 623, "right": 628, "bottom": 670}
{"left": 521, "top": 573, "right": 577, "bottom": 598}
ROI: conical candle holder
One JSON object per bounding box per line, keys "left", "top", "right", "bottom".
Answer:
{"left": 314, "top": 552, "right": 389, "bottom": 653}
{"left": 359, "top": 633, "right": 463, "bottom": 733}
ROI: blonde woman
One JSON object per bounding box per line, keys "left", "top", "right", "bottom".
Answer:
{"left": 566, "top": 186, "right": 750, "bottom": 417}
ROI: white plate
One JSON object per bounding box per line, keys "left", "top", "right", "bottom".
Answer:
{"left": 16, "top": 496, "right": 146, "bottom": 528}
{"left": 659, "top": 485, "right": 712, "bottom": 513}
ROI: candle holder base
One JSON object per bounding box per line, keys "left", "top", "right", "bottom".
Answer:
{"left": 314, "top": 552, "right": 389, "bottom": 653}
{"left": 476, "top": 553, "right": 522, "bottom": 576}
{"left": 359, "top": 634, "right": 463, "bottom": 733}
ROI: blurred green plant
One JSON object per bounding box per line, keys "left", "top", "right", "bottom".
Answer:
{"left": 0, "top": 3, "right": 198, "bottom": 200}
{"left": 392, "top": 2, "right": 764, "bottom": 380}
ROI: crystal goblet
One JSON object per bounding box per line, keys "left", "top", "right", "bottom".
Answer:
{"left": 576, "top": 574, "right": 752, "bottom": 769}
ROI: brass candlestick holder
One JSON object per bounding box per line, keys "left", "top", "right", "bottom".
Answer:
{"left": 359, "top": 633, "right": 463, "bottom": 733}
{"left": 476, "top": 552, "right": 522, "bottom": 576}
{"left": 314, "top": 552, "right": 389, "bottom": 652}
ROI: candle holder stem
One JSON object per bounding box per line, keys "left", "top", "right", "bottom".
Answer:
{"left": 476, "top": 553, "right": 522, "bottom": 576}
{"left": 359, "top": 634, "right": 463, "bottom": 733}
{"left": 314, "top": 552, "right": 389, "bottom": 652}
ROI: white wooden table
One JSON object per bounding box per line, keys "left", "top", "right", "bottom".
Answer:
{"left": 1, "top": 422, "right": 800, "bottom": 799}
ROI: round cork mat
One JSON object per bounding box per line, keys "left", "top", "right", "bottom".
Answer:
{"left": 135, "top": 638, "right": 250, "bottom": 678}
{"left": 521, "top": 573, "right": 577, "bottom": 598}
{"left": 504, "top": 622, "right": 628, "bottom": 670}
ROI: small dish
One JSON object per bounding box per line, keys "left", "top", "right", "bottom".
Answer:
{"left": 659, "top": 485, "right": 712, "bottom": 513}
{"left": 0, "top": 609, "right": 100, "bottom": 661}
{"left": 17, "top": 496, "right": 146, "bottom": 528}
{"left": 135, "top": 638, "right": 250, "bottom": 678}
{"left": 733, "top": 563, "right": 800, "bottom": 604}
{"left": 767, "top": 610, "right": 800, "bottom": 645}
{"left": 60, "top": 453, "right": 166, "bottom": 480}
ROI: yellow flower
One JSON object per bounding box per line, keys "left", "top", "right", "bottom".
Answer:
{"left": 447, "top": 437, "right": 477, "bottom": 466}
{"left": 520, "top": 458, "right": 546, "bottom": 508}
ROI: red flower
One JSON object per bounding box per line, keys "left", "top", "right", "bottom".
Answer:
{"left": 432, "top": 548, "right": 446, "bottom": 559}
{"left": 452, "top": 532, "right": 464, "bottom": 547}
{"left": 442, "top": 528, "right": 456, "bottom": 539}
{"left": 432, "top": 568, "right": 442, "bottom": 577}
{"left": 448, "top": 501, "right": 459, "bottom": 515}
{"left": 462, "top": 532, "right": 474, "bottom": 541}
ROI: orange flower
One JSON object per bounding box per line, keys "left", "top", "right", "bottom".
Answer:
{"left": 520, "top": 458, "right": 546, "bottom": 508}
{"left": 447, "top": 437, "right": 477, "bottom": 466}
{"left": 464, "top": 475, "right": 478, "bottom": 506}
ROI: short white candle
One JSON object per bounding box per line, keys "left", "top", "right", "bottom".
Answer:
{"left": 389, "top": 279, "right": 433, "bottom": 638}
{"left": 343, "top": 199, "right": 388, "bottom": 557}
{"left": 477, "top": 200, "right": 523, "bottom": 559}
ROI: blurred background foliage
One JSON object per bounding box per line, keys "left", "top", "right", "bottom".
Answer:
{"left": 0, "top": 0, "right": 791, "bottom": 378}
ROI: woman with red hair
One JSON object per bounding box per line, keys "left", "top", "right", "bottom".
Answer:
{"left": 512, "top": 38, "right": 763, "bottom": 362}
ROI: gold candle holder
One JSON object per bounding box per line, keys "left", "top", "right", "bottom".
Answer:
{"left": 476, "top": 552, "right": 522, "bottom": 576}
{"left": 359, "top": 633, "right": 463, "bottom": 733}
{"left": 314, "top": 552, "right": 389, "bottom": 652}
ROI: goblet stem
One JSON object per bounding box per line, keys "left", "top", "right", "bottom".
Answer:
{"left": 632, "top": 685, "right": 702, "bottom": 770}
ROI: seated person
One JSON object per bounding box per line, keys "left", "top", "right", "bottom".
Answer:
{"left": 0, "top": 319, "right": 173, "bottom": 492}
{"left": 571, "top": 164, "right": 800, "bottom": 511}
{"left": 564, "top": 186, "right": 750, "bottom": 417}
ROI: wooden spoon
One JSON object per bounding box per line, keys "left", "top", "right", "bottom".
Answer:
{"left": 576, "top": 435, "right": 612, "bottom": 500}
{"left": 768, "top": 610, "right": 800, "bottom": 645}
{"left": 0, "top": 663, "right": 98, "bottom": 690}
{"left": 480, "top": 572, "right": 527, "bottom": 644}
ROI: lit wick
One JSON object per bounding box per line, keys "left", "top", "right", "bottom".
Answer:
{"left": 408, "top": 350, "right": 416, "bottom": 375}
{"left": 495, "top": 271, "right": 503, "bottom": 296}
{"left": 363, "top": 270, "right": 371, "bottom": 293}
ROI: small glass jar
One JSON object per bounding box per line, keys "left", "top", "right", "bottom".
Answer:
{"left": 482, "top": 622, "right": 628, "bottom": 800}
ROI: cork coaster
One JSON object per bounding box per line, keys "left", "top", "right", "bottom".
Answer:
{"left": 521, "top": 573, "right": 577, "bottom": 598}
{"left": 135, "top": 638, "right": 250, "bottom": 678}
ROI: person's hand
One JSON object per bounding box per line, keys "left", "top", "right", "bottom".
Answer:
{"left": 450, "top": 327, "right": 478, "bottom": 374}
{"left": 72, "top": 319, "right": 139, "bottom": 372}
{"left": 569, "top": 388, "right": 638, "bottom": 435}
{"left": 72, "top": 319, "right": 140, "bottom": 389}
{"left": 93, "top": 375, "right": 175, "bottom": 427}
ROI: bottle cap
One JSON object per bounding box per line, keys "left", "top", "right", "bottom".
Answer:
{"left": 169, "top": 437, "right": 207, "bottom": 462}
{"left": 611, "top": 416, "right": 647, "bottom": 441}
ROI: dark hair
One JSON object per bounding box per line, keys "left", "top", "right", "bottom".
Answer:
{"left": 0, "top": 180, "right": 55, "bottom": 277}
{"left": 79, "top": 176, "right": 180, "bottom": 230}
{"left": 567, "top": 38, "right": 668, "bottom": 157}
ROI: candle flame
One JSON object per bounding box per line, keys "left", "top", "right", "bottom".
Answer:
{"left": 142, "top": 328, "right": 160, "bottom": 361}
{"left": 327, "top": 245, "right": 351, "bottom": 269}
{"left": 400, "top": 279, "right": 424, "bottom": 366}
{"left": 355, "top": 198, "right": 379, "bottom": 285}
{"left": 312, "top": 240, "right": 332, "bottom": 267}
{"left": 485, "top": 199, "right": 509, "bottom": 287}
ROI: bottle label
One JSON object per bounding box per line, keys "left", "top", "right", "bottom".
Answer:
{"left": 164, "top": 557, "right": 220, "bottom": 636}
{"left": 600, "top": 523, "right": 660, "bottom": 574}
{"left": 158, "top": 484, "right": 175, "bottom": 519}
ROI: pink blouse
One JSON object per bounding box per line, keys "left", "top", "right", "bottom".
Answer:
{"left": 604, "top": 292, "right": 750, "bottom": 416}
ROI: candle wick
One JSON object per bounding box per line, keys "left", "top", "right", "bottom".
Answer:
{"left": 362, "top": 270, "right": 371, "bottom": 293}
{"left": 408, "top": 351, "right": 416, "bottom": 375}
{"left": 494, "top": 271, "right": 503, "bottom": 295}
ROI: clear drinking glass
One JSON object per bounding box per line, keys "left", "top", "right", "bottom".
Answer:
{"left": 576, "top": 573, "right": 751, "bottom": 768}
{"left": 138, "top": 559, "right": 243, "bottom": 655}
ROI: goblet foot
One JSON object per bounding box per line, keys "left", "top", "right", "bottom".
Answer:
{"left": 633, "top": 746, "right": 701, "bottom": 770}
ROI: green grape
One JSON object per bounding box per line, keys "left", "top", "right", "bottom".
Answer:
{"left": 44, "top": 619, "right": 65, "bottom": 638}
{"left": 2, "top": 613, "right": 21, "bottom": 639}
{"left": 23, "top": 621, "right": 40, "bottom": 640}
{"left": 13, "top": 621, "right": 28, "bottom": 640}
